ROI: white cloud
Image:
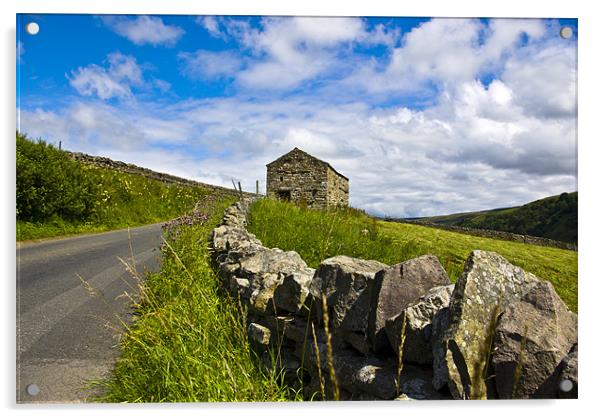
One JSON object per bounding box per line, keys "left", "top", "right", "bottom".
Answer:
{"left": 153, "top": 78, "right": 171, "bottom": 92}
{"left": 196, "top": 16, "right": 226, "bottom": 40}
{"left": 215, "top": 17, "right": 393, "bottom": 90}
{"left": 106, "top": 52, "right": 143, "bottom": 84}
{"left": 101, "top": 16, "right": 184, "bottom": 46}
{"left": 178, "top": 50, "right": 242, "bottom": 80}
{"left": 68, "top": 52, "right": 168, "bottom": 101}
{"left": 391, "top": 18, "right": 484, "bottom": 84}
{"left": 68, "top": 64, "right": 133, "bottom": 100}
{"left": 341, "top": 18, "right": 549, "bottom": 97}
{"left": 236, "top": 17, "right": 363, "bottom": 89}
{"left": 479, "top": 19, "right": 546, "bottom": 63}
{"left": 502, "top": 42, "right": 576, "bottom": 119}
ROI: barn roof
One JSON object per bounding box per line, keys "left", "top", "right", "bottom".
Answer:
{"left": 266, "top": 147, "right": 349, "bottom": 181}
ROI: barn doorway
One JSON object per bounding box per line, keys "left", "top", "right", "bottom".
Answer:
{"left": 276, "top": 190, "right": 291, "bottom": 201}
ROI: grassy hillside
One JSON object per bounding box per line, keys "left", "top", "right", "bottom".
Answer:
{"left": 247, "top": 199, "right": 577, "bottom": 312}
{"left": 17, "top": 133, "right": 216, "bottom": 241}
{"left": 412, "top": 192, "right": 578, "bottom": 244}
{"left": 95, "top": 196, "right": 300, "bottom": 402}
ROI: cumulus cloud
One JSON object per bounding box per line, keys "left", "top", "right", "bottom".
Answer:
{"left": 68, "top": 53, "right": 142, "bottom": 100}
{"left": 341, "top": 18, "right": 550, "bottom": 98}
{"left": 68, "top": 66, "right": 132, "bottom": 100}
{"left": 67, "top": 52, "right": 170, "bottom": 100}
{"left": 502, "top": 42, "right": 577, "bottom": 119}
{"left": 237, "top": 17, "right": 364, "bottom": 89}
{"left": 189, "top": 16, "right": 396, "bottom": 90}
{"left": 101, "top": 15, "right": 184, "bottom": 46}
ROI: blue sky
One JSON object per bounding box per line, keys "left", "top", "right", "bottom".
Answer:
{"left": 17, "top": 14, "right": 577, "bottom": 217}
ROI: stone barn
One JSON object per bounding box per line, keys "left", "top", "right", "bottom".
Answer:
{"left": 266, "top": 147, "right": 349, "bottom": 209}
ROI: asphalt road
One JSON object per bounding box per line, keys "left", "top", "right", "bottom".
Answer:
{"left": 16, "top": 223, "right": 164, "bottom": 403}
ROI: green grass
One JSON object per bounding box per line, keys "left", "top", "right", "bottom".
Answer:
{"left": 95, "top": 196, "right": 302, "bottom": 402}
{"left": 247, "top": 199, "right": 578, "bottom": 312}
{"left": 17, "top": 133, "right": 218, "bottom": 241}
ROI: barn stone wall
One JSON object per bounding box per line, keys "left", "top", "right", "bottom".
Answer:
{"left": 266, "top": 153, "right": 329, "bottom": 209}
{"left": 266, "top": 148, "right": 348, "bottom": 209}
{"left": 327, "top": 166, "right": 349, "bottom": 207}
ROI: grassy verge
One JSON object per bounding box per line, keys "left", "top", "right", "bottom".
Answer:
{"left": 95, "top": 196, "right": 301, "bottom": 402}
{"left": 247, "top": 199, "right": 578, "bottom": 312}
{"left": 17, "top": 168, "right": 212, "bottom": 241}
{"left": 17, "top": 133, "right": 217, "bottom": 241}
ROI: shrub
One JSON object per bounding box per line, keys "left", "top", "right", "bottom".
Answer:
{"left": 16, "top": 133, "right": 99, "bottom": 221}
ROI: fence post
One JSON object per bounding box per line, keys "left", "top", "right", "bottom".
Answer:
{"left": 256, "top": 180, "right": 259, "bottom": 196}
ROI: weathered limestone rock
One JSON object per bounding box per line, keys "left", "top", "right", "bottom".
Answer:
{"left": 341, "top": 329, "right": 372, "bottom": 355}
{"left": 431, "top": 306, "right": 451, "bottom": 390}
{"left": 228, "top": 276, "right": 251, "bottom": 300}
{"left": 340, "top": 279, "right": 375, "bottom": 353}
{"left": 395, "top": 365, "right": 451, "bottom": 400}
{"left": 248, "top": 323, "right": 271, "bottom": 353}
{"left": 368, "top": 255, "right": 450, "bottom": 353}
{"left": 438, "top": 250, "right": 540, "bottom": 399}
{"left": 212, "top": 225, "right": 261, "bottom": 255}
{"left": 310, "top": 255, "right": 387, "bottom": 330}
{"left": 298, "top": 339, "right": 397, "bottom": 400}
{"left": 221, "top": 201, "right": 251, "bottom": 228}
{"left": 260, "top": 315, "right": 320, "bottom": 348}
{"left": 558, "top": 343, "right": 578, "bottom": 399}
{"left": 492, "top": 281, "right": 577, "bottom": 399}
{"left": 385, "top": 284, "right": 454, "bottom": 365}
{"left": 249, "top": 275, "right": 284, "bottom": 315}
{"left": 334, "top": 355, "right": 398, "bottom": 399}
{"left": 236, "top": 248, "right": 309, "bottom": 315}
{"left": 238, "top": 248, "right": 307, "bottom": 281}
{"left": 281, "top": 317, "right": 317, "bottom": 344}
{"left": 273, "top": 270, "right": 315, "bottom": 314}
{"left": 299, "top": 340, "right": 442, "bottom": 400}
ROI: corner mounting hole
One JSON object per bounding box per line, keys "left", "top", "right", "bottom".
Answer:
{"left": 26, "top": 383, "right": 40, "bottom": 396}
{"left": 559, "top": 379, "right": 574, "bottom": 393}
{"left": 26, "top": 22, "right": 40, "bottom": 36}
{"left": 560, "top": 27, "right": 573, "bottom": 39}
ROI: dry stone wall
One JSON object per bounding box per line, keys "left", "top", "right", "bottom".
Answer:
{"left": 67, "top": 151, "right": 252, "bottom": 196}
{"left": 210, "top": 200, "right": 578, "bottom": 400}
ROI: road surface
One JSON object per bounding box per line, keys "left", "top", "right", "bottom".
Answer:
{"left": 16, "top": 223, "right": 164, "bottom": 403}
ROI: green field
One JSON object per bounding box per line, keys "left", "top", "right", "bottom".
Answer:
{"left": 17, "top": 133, "right": 216, "bottom": 241}
{"left": 247, "top": 199, "right": 578, "bottom": 312}
{"left": 413, "top": 191, "right": 578, "bottom": 244}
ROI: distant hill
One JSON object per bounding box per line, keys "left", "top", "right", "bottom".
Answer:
{"left": 410, "top": 192, "right": 578, "bottom": 244}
